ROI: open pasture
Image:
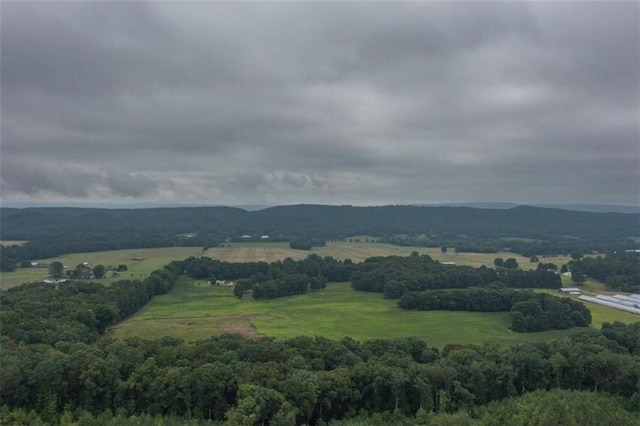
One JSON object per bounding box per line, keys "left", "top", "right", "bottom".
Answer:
{"left": 0, "top": 240, "right": 571, "bottom": 289}
{"left": 0, "top": 247, "right": 205, "bottom": 289}
{"left": 107, "top": 278, "right": 633, "bottom": 348}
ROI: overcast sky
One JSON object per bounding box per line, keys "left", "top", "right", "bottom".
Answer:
{"left": 1, "top": 1, "right": 638, "bottom": 207}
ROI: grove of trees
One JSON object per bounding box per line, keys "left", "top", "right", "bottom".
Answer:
{"left": 349, "top": 253, "right": 560, "bottom": 299}
{"left": 570, "top": 252, "right": 640, "bottom": 293}
{"left": 398, "top": 288, "right": 592, "bottom": 332}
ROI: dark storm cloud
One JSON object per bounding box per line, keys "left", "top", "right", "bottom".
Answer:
{"left": 1, "top": 2, "right": 638, "bottom": 206}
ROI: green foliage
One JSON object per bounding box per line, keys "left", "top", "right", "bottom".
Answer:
{"left": 92, "top": 264, "right": 106, "bottom": 279}
{"left": 399, "top": 288, "right": 535, "bottom": 312}
{"left": 476, "top": 389, "right": 640, "bottom": 425}
{"left": 289, "top": 238, "right": 326, "bottom": 250}
{"left": 72, "top": 263, "right": 92, "bottom": 279}
{"left": 2, "top": 285, "right": 640, "bottom": 424}
{"left": 601, "top": 321, "right": 640, "bottom": 355}
{"left": 350, "top": 254, "right": 559, "bottom": 298}
{"left": 570, "top": 252, "right": 640, "bottom": 292}
{"left": 3, "top": 255, "right": 640, "bottom": 425}
{"left": 503, "top": 258, "right": 519, "bottom": 269}
{"left": 398, "top": 288, "right": 591, "bottom": 333}
{"left": 225, "top": 384, "right": 296, "bottom": 425}
{"left": 1, "top": 252, "right": 17, "bottom": 272}
{"left": 536, "top": 262, "right": 557, "bottom": 271}
{"left": 182, "top": 255, "right": 347, "bottom": 300}
{"left": 49, "top": 261, "right": 65, "bottom": 278}
{"left": 0, "top": 267, "right": 180, "bottom": 346}
{"left": 509, "top": 294, "right": 591, "bottom": 332}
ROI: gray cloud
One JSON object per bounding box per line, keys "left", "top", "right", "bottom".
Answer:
{"left": 1, "top": 2, "right": 638, "bottom": 206}
{"left": 104, "top": 172, "right": 161, "bottom": 198}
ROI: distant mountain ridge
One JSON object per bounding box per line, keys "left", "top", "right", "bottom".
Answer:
{"left": 3, "top": 201, "right": 638, "bottom": 214}
{"left": 1, "top": 204, "right": 638, "bottom": 241}
{"left": 414, "top": 202, "right": 640, "bottom": 214}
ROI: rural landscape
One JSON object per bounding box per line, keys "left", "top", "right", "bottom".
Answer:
{"left": 1, "top": 205, "right": 639, "bottom": 425}
{"left": 2, "top": 1, "right": 639, "bottom": 425}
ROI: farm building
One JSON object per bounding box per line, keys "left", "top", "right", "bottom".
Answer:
{"left": 559, "top": 287, "right": 581, "bottom": 294}
{"left": 579, "top": 295, "right": 640, "bottom": 315}
{"left": 43, "top": 279, "right": 67, "bottom": 284}
{"left": 211, "top": 280, "right": 234, "bottom": 287}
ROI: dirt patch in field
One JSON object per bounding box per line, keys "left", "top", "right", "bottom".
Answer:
{"left": 214, "top": 315, "right": 266, "bottom": 339}
{"left": 219, "top": 320, "right": 263, "bottom": 339}
{"left": 107, "top": 315, "right": 267, "bottom": 341}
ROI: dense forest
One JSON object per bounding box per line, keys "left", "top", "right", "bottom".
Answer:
{"left": 1, "top": 205, "right": 638, "bottom": 271}
{"left": 2, "top": 205, "right": 637, "bottom": 241}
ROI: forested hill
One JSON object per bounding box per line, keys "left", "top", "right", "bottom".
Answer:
{"left": 1, "top": 204, "right": 638, "bottom": 241}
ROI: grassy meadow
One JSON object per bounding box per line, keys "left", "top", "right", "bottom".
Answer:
{"left": 107, "top": 277, "right": 638, "bottom": 348}
{"left": 0, "top": 240, "right": 571, "bottom": 289}
{"left": 0, "top": 247, "right": 206, "bottom": 289}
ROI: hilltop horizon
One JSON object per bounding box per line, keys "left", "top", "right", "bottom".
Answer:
{"left": 1, "top": 201, "right": 639, "bottom": 214}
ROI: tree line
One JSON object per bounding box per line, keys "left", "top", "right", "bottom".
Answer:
{"left": 181, "top": 255, "right": 353, "bottom": 300}
{"left": 168, "top": 255, "right": 354, "bottom": 284}
{"left": 382, "top": 234, "right": 635, "bottom": 258}
{"left": 180, "top": 253, "right": 562, "bottom": 302}
{"left": 398, "top": 288, "right": 591, "bottom": 332}
{"left": 236, "top": 274, "right": 328, "bottom": 300}
{"left": 2, "top": 326, "right": 639, "bottom": 424}
{"left": 350, "top": 253, "right": 560, "bottom": 299}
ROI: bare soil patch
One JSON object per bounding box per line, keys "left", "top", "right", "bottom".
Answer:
{"left": 219, "top": 320, "right": 263, "bottom": 339}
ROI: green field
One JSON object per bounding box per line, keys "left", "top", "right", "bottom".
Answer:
{"left": 107, "top": 277, "right": 637, "bottom": 348}
{"left": 0, "top": 241, "right": 571, "bottom": 289}
{"left": 0, "top": 247, "right": 207, "bottom": 289}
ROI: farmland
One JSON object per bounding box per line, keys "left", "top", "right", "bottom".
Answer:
{"left": 4, "top": 239, "right": 632, "bottom": 348}
{"left": 107, "top": 276, "right": 638, "bottom": 348}
{"left": 0, "top": 240, "right": 571, "bottom": 289}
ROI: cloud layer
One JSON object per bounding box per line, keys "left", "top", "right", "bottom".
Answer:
{"left": 2, "top": 2, "right": 638, "bottom": 206}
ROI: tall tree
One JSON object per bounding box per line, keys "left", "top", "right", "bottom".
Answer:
{"left": 49, "top": 261, "right": 64, "bottom": 279}
{"left": 92, "top": 265, "right": 106, "bottom": 279}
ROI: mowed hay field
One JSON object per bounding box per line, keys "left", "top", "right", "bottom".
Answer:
{"left": 0, "top": 240, "right": 571, "bottom": 290}
{"left": 107, "top": 277, "right": 638, "bottom": 348}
